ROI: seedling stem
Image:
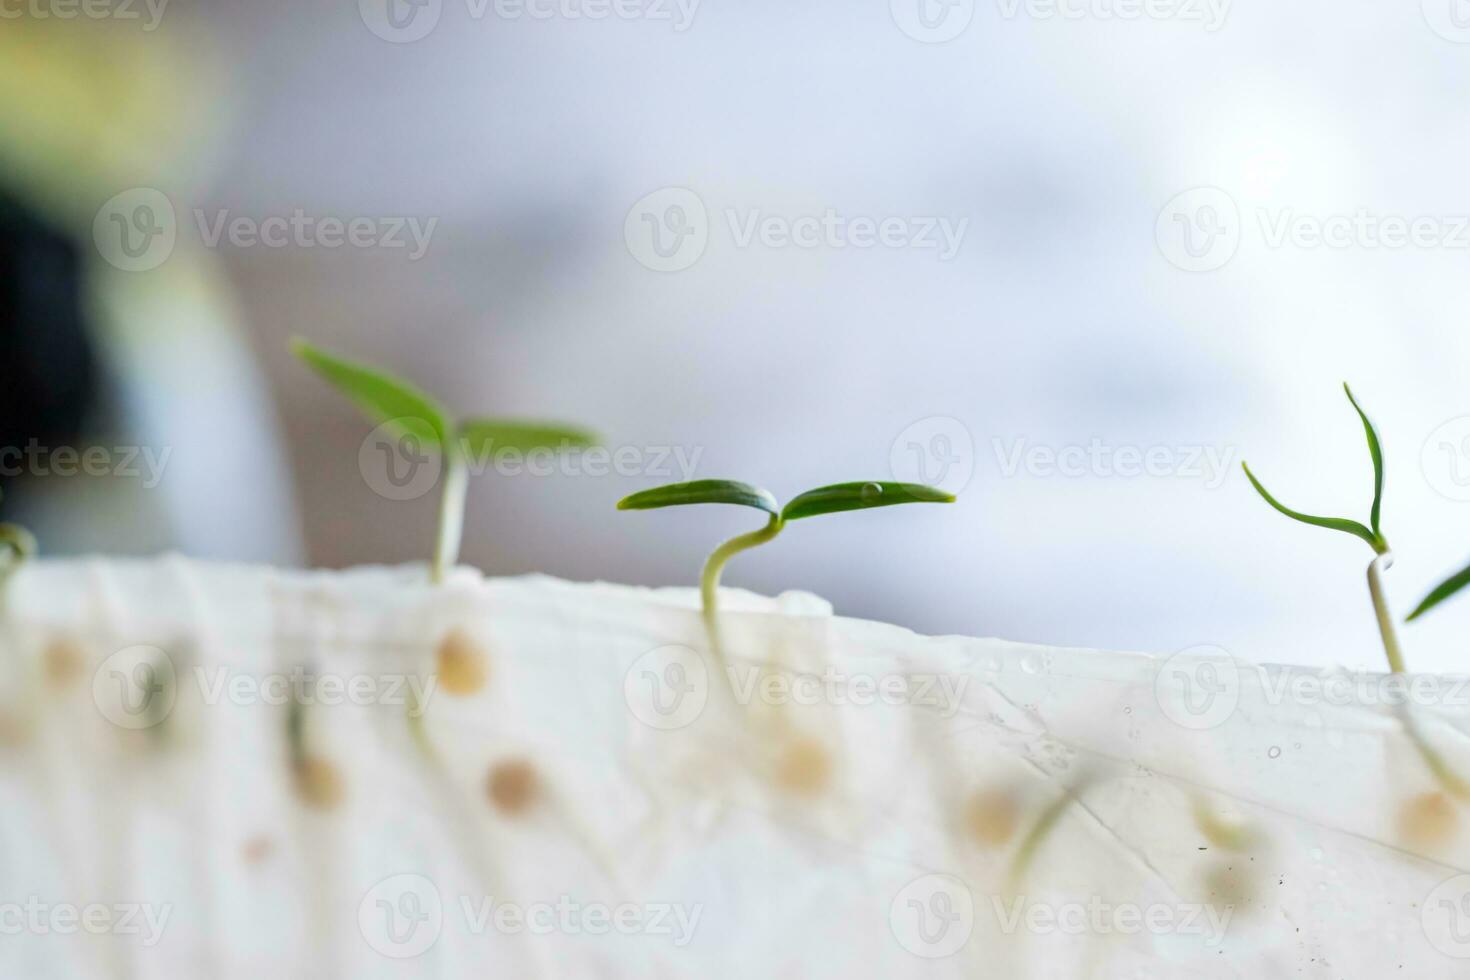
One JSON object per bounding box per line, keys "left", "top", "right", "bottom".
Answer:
{"left": 700, "top": 514, "right": 784, "bottom": 650}
{"left": 432, "top": 451, "right": 469, "bottom": 584}
{"left": 1368, "top": 553, "right": 1405, "bottom": 675}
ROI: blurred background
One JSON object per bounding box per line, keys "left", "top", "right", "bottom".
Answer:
{"left": 5, "top": 1, "right": 1470, "bottom": 672}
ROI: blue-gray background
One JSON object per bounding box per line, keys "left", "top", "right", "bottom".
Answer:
{"left": 13, "top": 0, "right": 1470, "bottom": 673}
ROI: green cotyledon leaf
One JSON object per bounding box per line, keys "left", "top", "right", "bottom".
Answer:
{"left": 457, "top": 419, "right": 599, "bottom": 459}
{"left": 617, "top": 480, "right": 779, "bottom": 516}
{"left": 1240, "top": 462, "right": 1382, "bottom": 553}
{"left": 781, "top": 481, "right": 955, "bottom": 522}
{"left": 291, "top": 337, "right": 449, "bottom": 448}
{"left": 1408, "top": 559, "right": 1470, "bottom": 622}
{"left": 1343, "top": 383, "right": 1385, "bottom": 540}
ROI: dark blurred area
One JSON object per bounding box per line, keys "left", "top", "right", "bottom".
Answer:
{"left": 0, "top": 189, "right": 98, "bottom": 495}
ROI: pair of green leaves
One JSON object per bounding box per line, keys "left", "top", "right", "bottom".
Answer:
{"left": 619, "top": 478, "right": 954, "bottom": 647}
{"left": 292, "top": 339, "right": 598, "bottom": 460}
{"left": 617, "top": 479, "right": 955, "bottom": 522}
{"left": 292, "top": 338, "right": 598, "bottom": 582}
{"left": 1241, "top": 383, "right": 1388, "bottom": 555}
{"left": 1241, "top": 383, "right": 1470, "bottom": 624}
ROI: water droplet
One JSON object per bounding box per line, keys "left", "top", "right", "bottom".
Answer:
{"left": 860, "top": 482, "right": 883, "bottom": 502}
{"left": 1267, "top": 745, "right": 1281, "bottom": 759}
{"left": 1020, "top": 653, "right": 1041, "bottom": 674}
{"left": 1123, "top": 706, "right": 1133, "bottom": 715}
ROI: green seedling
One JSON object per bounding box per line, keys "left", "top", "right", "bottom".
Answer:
{"left": 286, "top": 683, "right": 342, "bottom": 809}
{"left": 292, "top": 338, "right": 598, "bottom": 584}
{"left": 1004, "top": 772, "right": 1100, "bottom": 892}
{"left": 1242, "top": 384, "right": 1403, "bottom": 672}
{"left": 617, "top": 479, "right": 954, "bottom": 651}
{"left": 0, "top": 523, "right": 34, "bottom": 578}
{"left": 0, "top": 489, "right": 35, "bottom": 605}
{"left": 1241, "top": 386, "right": 1470, "bottom": 802}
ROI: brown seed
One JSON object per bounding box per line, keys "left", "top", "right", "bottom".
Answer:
{"left": 293, "top": 756, "right": 344, "bottom": 810}
{"left": 242, "top": 835, "right": 275, "bottom": 865}
{"left": 487, "top": 759, "right": 539, "bottom": 815}
{"left": 1398, "top": 791, "right": 1459, "bottom": 851}
{"left": 775, "top": 737, "right": 831, "bottom": 795}
{"left": 0, "top": 710, "right": 31, "bottom": 746}
{"left": 436, "top": 628, "right": 488, "bottom": 696}
{"left": 44, "top": 638, "right": 85, "bottom": 688}
{"left": 965, "top": 788, "right": 1019, "bottom": 846}
{"left": 1202, "top": 861, "right": 1257, "bottom": 911}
